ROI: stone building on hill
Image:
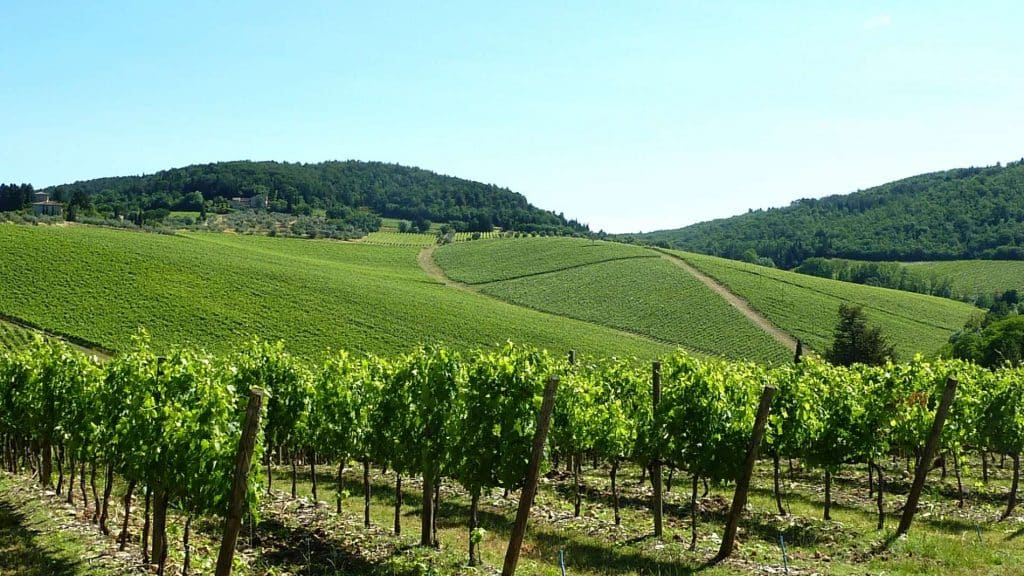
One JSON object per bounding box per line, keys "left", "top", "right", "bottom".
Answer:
{"left": 31, "top": 193, "right": 64, "bottom": 217}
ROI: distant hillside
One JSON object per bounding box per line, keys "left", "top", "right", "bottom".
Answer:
{"left": 622, "top": 160, "right": 1024, "bottom": 268}
{"left": 39, "top": 160, "right": 587, "bottom": 235}
{"left": 432, "top": 236, "right": 977, "bottom": 361}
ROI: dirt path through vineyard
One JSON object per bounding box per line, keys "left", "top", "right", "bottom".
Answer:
{"left": 420, "top": 243, "right": 800, "bottom": 354}
{"left": 656, "top": 251, "right": 801, "bottom": 353}
{"left": 417, "top": 245, "right": 470, "bottom": 290}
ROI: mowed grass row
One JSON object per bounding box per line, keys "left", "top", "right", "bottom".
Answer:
{"left": 903, "top": 259, "right": 1024, "bottom": 299}
{"left": 435, "top": 238, "right": 791, "bottom": 362}
{"left": 434, "top": 237, "right": 657, "bottom": 285}
{"left": 673, "top": 249, "right": 980, "bottom": 358}
{"left": 0, "top": 225, "right": 674, "bottom": 359}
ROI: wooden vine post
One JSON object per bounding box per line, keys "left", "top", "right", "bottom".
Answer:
{"left": 501, "top": 375, "right": 559, "bottom": 576}
{"left": 717, "top": 385, "right": 776, "bottom": 561}
{"left": 896, "top": 377, "right": 958, "bottom": 537}
{"left": 651, "top": 360, "right": 664, "bottom": 538}
{"left": 215, "top": 388, "right": 265, "bottom": 576}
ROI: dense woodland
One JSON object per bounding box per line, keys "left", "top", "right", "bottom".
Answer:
{"left": 623, "top": 161, "right": 1024, "bottom": 268}
{"left": 26, "top": 160, "right": 587, "bottom": 236}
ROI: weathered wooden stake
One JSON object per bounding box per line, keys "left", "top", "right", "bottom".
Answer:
{"left": 501, "top": 375, "right": 559, "bottom": 576}
{"left": 896, "top": 377, "right": 957, "bottom": 537}
{"left": 717, "top": 385, "right": 776, "bottom": 561}
{"left": 215, "top": 388, "right": 265, "bottom": 576}
{"left": 363, "top": 459, "right": 371, "bottom": 528}
{"left": 395, "top": 474, "right": 403, "bottom": 535}
{"left": 651, "top": 361, "right": 664, "bottom": 538}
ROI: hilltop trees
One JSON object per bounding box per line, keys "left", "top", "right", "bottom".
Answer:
{"left": 37, "top": 160, "right": 589, "bottom": 236}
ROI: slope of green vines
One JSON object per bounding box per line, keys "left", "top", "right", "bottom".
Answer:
{"left": 0, "top": 225, "right": 672, "bottom": 359}
{"left": 434, "top": 238, "right": 791, "bottom": 363}
{"left": 434, "top": 237, "right": 655, "bottom": 285}
{"left": 673, "top": 250, "right": 980, "bottom": 358}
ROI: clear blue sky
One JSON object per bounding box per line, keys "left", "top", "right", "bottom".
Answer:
{"left": 3, "top": 1, "right": 1022, "bottom": 233}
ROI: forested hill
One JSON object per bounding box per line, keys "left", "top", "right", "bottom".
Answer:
{"left": 622, "top": 160, "right": 1024, "bottom": 268}
{"left": 40, "top": 160, "right": 588, "bottom": 234}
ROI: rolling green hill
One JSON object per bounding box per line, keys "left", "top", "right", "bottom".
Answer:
{"left": 0, "top": 224, "right": 669, "bottom": 359}
{"left": 1, "top": 224, "right": 984, "bottom": 364}
{"left": 29, "top": 160, "right": 587, "bottom": 235}
{"left": 623, "top": 160, "right": 1024, "bottom": 267}
{"left": 672, "top": 250, "right": 980, "bottom": 358}
{"left": 435, "top": 237, "right": 790, "bottom": 363}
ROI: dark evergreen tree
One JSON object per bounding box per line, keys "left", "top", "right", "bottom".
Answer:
{"left": 827, "top": 303, "right": 896, "bottom": 366}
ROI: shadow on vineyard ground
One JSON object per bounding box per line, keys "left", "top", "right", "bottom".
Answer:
{"left": 530, "top": 529, "right": 706, "bottom": 575}
{"left": 551, "top": 475, "right": 731, "bottom": 525}
{"left": 0, "top": 500, "right": 79, "bottom": 576}
{"left": 255, "top": 516, "right": 417, "bottom": 576}
{"left": 749, "top": 483, "right": 1000, "bottom": 538}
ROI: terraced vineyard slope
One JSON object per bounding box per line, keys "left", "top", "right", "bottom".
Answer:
{"left": 434, "top": 237, "right": 792, "bottom": 362}
{"left": 0, "top": 225, "right": 673, "bottom": 359}
{"left": 673, "top": 249, "right": 981, "bottom": 358}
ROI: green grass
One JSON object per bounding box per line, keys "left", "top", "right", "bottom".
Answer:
{"left": 673, "top": 250, "right": 981, "bottom": 358}
{"left": 903, "top": 260, "right": 1024, "bottom": 299}
{"left": 436, "top": 238, "right": 789, "bottom": 362}
{"left": 0, "top": 225, "right": 672, "bottom": 359}
{"left": 435, "top": 237, "right": 656, "bottom": 285}
{"left": 0, "top": 474, "right": 127, "bottom": 575}
{"left": 361, "top": 230, "right": 438, "bottom": 246}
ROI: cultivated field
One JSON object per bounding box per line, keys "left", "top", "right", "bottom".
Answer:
{"left": 436, "top": 238, "right": 790, "bottom": 362}
{"left": 361, "top": 230, "right": 438, "bottom": 246}
{"left": 0, "top": 225, "right": 672, "bottom": 359}
{"left": 673, "top": 250, "right": 980, "bottom": 358}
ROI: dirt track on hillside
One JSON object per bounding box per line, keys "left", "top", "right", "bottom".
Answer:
{"left": 657, "top": 251, "right": 800, "bottom": 352}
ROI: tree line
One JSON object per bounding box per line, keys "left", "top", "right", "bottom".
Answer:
{"left": 0, "top": 183, "right": 36, "bottom": 212}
